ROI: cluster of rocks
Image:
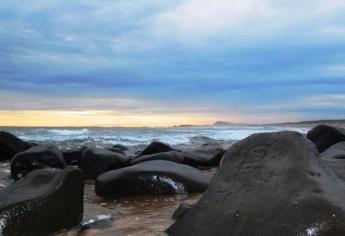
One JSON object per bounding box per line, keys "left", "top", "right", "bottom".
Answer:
{"left": 0, "top": 132, "right": 223, "bottom": 235}
{"left": 1, "top": 124, "right": 345, "bottom": 235}
{"left": 168, "top": 125, "right": 345, "bottom": 235}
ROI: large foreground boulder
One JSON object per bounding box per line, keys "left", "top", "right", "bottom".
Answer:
{"left": 0, "top": 131, "right": 31, "bottom": 161}
{"left": 95, "top": 160, "right": 210, "bottom": 199}
{"left": 11, "top": 144, "right": 66, "bottom": 180}
{"left": 79, "top": 146, "right": 128, "bottom": 180}
{"left": 307, "top": 125, "right": 345, "bottom": 153}
{"left": 321, "top": 142, "right": 345, "bottom": 160}
{"left": 172, "top": 203, "right": 194, "bottom": 220}
{"left": 0, "top": 167, "right": 84, "bottom": 236}
{"left": 167, "top": 131, "right": 345, "bottom": 236}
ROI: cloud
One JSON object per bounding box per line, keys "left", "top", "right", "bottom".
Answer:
{"left": 0, "top": 0, "right": 345, "bottom": 124}
{"left": 152, "top": 0, "right": 345, "bottom": 46}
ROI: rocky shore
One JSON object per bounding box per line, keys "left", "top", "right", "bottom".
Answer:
{"left": 0, "top": 125, "right": 344, "bottom": 235}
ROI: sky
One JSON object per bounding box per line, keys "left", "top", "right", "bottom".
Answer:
{"left": 0, "top": 0, "right": 344, "bottom": 127}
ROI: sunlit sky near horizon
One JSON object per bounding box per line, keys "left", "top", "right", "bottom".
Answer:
{"left": 0, "top": 0, "right": 344, "bottom": 127}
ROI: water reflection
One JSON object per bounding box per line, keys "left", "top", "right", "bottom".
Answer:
{"left": 60, "top": 181, "right": 201, "bottom": 236}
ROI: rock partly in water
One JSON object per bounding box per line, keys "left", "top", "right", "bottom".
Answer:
{"left": 107, "top": 146, "right": 126, "bottom": 156}
{"left": 95, "top": 160, "right": 210, "bottom": 199}
{"left": 307, "top": 125, "right": 345, "bottom": 153}
{"left": 112, "top": 144, "right": 129, "bottom": 151}
{"left": 167, "top": 131, "right": 345, "bottom": 236}
{"left": 130, "top": 151, "right": 185, "bottom": 165}
{"left": 0, "top": 167, "right": 84, "bottom": 236}
{"left": 11, "top": 144, "right": 66, "bottom": 180}
{"left": 131, "top": 143, "right": 224, "bottom": 168}
{"left": 0, "top": 131, "right": 31, "bottom": 161}
{"left": 79, "top": 146, "right": 128, "bottom": 180}
{"left": 183, "top": 142, "right": 224, "bottom": 167}
{"left": 135, "top": 141, "right": 177, "bottom": 157}
{"left": 321, "top": 142, "right": 345, "bottom": 160}
{"left": 172, "top": 203, "right": 194, "bottom": 220}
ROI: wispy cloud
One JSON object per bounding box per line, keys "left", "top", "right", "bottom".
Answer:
{"left": 0, "top": 0, "right": 344, "bottom": 125}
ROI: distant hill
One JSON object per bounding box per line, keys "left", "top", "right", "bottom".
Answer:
{"left": 213, "top": 119, "right": 345, "bottom": 127}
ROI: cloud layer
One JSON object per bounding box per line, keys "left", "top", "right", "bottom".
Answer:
{"left": 0, "top": 0, "right": 344, "bottom": 125}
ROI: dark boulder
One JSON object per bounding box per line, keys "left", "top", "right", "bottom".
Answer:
{"left": 0, "top": 167, "right": 84, "bottom": 236}
{"left": 11, "top": 144, "right": 66, "bottom": 180}
{"left": 130, "top": 143, "right": 224, "bottom": 168}
{"left": 0, "top": 131, "right": 31, "bottom": 161}
{"left": 112, "top": 144, "right": 128, "bottom": 151}
{"left": 182, "top": 142, "right": 224, "bottom": 167}
{"left": 172, "top": 203, "right": 194, "bottom": 220}
{"left": 321, "top": 142, "right": 345, "bottom": 160}
{"left": 79, "top": 146, "right": 128, "bottom": 180}
{"left": 135, "top": 141, "right": 177, "bottom": 157}
{"left": 95, "top": 160, "right": 210, "bottom": 199}
{"left": 307, "top": 125, "right": 345, "bottom": 153}
{"left": 63, "top": 148, "right": 85, "bottom": 166}
{"left": 107, "top": 146, "right": 126, "bottom": 156}
{"left": 167, "top": 131, "right": 345, "bottom": 236}
{"left": 130, "top": 151, "right": 185, "bottom": 165}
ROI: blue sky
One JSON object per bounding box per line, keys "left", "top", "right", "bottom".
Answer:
{"left": 0, "top": 0, "right": 344, "bottom": 125}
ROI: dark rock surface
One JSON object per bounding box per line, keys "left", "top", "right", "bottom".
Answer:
{"left": 167, "top": 131, "right": 345, "bottom": 236}
{"left": 95, "top": 160, "right": 210, "bottom": 199}
{"left": 63, "top": 148, "right": 85, "bottom": 166}
{"left": 135, "top": 141, "right": 177, "bottom": 157}
{"left": 172, "top": 203, "right": 194, "bottom": 220}
{"left": 107, "top": 147, "right": 126, "bottom": 156}
{"left": 183, "top": 142, "right": 224, "bottom": 167}
{"left": 307, "top": 125, "right": 345, "bottom": 153}
{"left": 321, "top": 142, "right": 345, "bottom": 160}
{"left": 0, "top": 167, "right": 84, "bottom": 236}
{"left": 112, "top": 144, "right": 129, "bottom": 151}
{"left": 130, "top": 151, "right": 185, "bottom": 165}
{"left": 11, "top": 144, "right": 66, "bottom": 180}
{"left": 131, "top": 143, "right": 224, "bottom": 168}
{"left": 79, "top": 146, "right": 128, "bottom": 180}
{"left": 0, "top": 131, "right": 31, "bottom": 161}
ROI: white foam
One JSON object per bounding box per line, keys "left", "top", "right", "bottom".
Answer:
{"left": 47, "top": 129, "right": 89, "bottom": 136}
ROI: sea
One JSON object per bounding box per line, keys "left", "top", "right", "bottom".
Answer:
{"left": 1, "top": 125, "right": 310, "bottom": 149}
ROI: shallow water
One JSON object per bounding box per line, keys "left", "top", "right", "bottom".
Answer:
{"left": 58, "top": 182, "right": 202, "bottom": 236}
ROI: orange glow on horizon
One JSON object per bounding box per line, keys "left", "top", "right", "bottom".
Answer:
{"left": 0, "top": 110, "right": 238, "bottom": 127}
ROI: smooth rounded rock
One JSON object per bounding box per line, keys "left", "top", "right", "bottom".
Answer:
{"left": 63, "top": 148, "right": 85, "bottom": 166}
{"left": 135, "top": 141, "right": 177, "bottom": 157}
{"left": 167, "top": 131, "right": 345, "bottom": 236}
{"left": 0, "top": 131, "right": 31, "bottom": 161}
{"left": 321, "top": 142, "right": 345, "bottom": 160}
{"left": 79, "top": 146, "right": 128, "bottom": 180}
{"left": 11, "top": 144, "right": 66, "bottom": 180}
{"left": 307, "top": 125, "right": 345, "bottom": 153}
{"left": 95, "top": 160, "right": 210, "bottom": 199}
{"left": 130, "top": 151, "right": 185, "bottom": 165}
{"left": 0, "top": 167, "right": 84, "bottom": 236}
{"left": 182, "top": 142, "right": 225, "bottom": 167}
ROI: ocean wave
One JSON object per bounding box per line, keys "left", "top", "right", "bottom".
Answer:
{"left": 46, "top": 128, "right": 89, "bottom": 136}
